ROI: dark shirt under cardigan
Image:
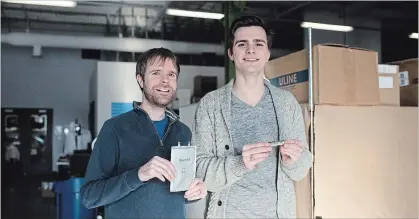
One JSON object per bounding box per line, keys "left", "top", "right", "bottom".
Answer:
{"left": 80, "top": 101, "right": 193, "bottom": 219}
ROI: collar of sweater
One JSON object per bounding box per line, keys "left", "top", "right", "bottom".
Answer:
{"left": 132, "top": 101, "right": 179, "bottom": 122}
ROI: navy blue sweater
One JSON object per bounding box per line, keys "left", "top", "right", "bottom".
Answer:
{"left": 80, "top": 102, "right": 192, "bottom": 219}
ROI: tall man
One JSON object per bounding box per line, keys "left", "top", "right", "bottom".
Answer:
{"left": 192, "top": 15, "right": 312, "bottom": 218}
{"left": 81, "top": 48, "right": 207, "bottom": 219}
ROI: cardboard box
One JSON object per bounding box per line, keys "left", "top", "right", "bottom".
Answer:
{"left": 391, "top": 58, "right": 418, "bottom": 106}
{"left": 295, "top": 104, "right": 312, "bottom": 219}
{"left": 265, "top": 44, "right": 380, "bottom": 106}
{"left": 378, "top": 64, "right": 400, "bottom": 106}
{"left": 313, "top": 105, "right": 418, "bottom": 218}
{"left": 391, "top": 58, "right": 418, "bottom": 86}
{"left": 400, "top": 84, "right": 418, "bottom": 106}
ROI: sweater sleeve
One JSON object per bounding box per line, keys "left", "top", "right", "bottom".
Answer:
{"left": 193, "top": 98, "right": 250, "bottom": 193}
{"left": 80, "top": 120, "right": 148, "bottom": 209}
{"left": 280, "top": 94, "right": 313, "bottom": 181}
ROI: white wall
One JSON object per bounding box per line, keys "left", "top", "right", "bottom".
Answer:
{"left": 1, "top": 44, "right": 96, "bottom": 171}
{"left": 303, "top": 11, "right": 382, "bottom": 62}
{"left": 95, "top": 62, "right": 143, "bottom": 133}
{"left": 93, "top": 61, "right": 225, "bottom": 134}
{"left": 179, "top": 103, "right": 198, "bottom": 131}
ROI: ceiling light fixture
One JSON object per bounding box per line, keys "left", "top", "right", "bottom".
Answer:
{"left": 409, "top": 32, "right": 418, "bottom": 39}
{"left": 301, "top": 22, "right": 354, "bottom": 32}
{"left": 1, "top": 0, "right": 77, "bottom": 7}
{"left": 166, "top": 8, "right": 224, "bottom": 20}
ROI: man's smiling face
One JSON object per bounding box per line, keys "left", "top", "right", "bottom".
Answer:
{"left": 228, "top": 26, "right": 271, "bottom": 76}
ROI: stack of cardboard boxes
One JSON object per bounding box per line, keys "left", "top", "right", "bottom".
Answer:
{"left": 265, "top": 44, "right": 417, "bottom": 107}
{"left": 265, "top": 44, "right": 418, "bottom": 219}
{"left": 391, "top": 58, "right": 418, "bottom": 106}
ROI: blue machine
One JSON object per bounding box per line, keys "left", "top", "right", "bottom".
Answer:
{"left": 54, "top": 177, "right": 96, "bottom": 219}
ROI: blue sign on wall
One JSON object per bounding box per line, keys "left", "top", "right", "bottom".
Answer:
{"left": 269, "top": 69, "right": 309, "bottom": 87}
{"left": 111, "top": 102, "right": 133, "bottom": 117}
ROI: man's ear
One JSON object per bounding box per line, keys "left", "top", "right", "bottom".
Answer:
{"left": 228, "top": 48, "right": 234, "bottom": 61}
{"left": 136, "top": 74, "right": 144, "bottom": 89}
{"left": 266, "top": 50, "right": 271, "bottom": 63}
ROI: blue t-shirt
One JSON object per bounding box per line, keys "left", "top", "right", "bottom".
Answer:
{"left": 153, "top": 115, "right": 168, "bottom": 139}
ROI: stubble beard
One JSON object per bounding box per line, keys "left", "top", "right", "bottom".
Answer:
{"left": 143, "top": 83, "right": 176, "bottom": 108}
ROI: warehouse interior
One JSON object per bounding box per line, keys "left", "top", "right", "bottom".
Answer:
{"left": 1, "top": 1, "right": 418, "bottom": 219}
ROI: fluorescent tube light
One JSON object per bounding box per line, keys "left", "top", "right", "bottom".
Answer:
{"left": 166, "top": 8, "right": 224, "bottom": 20}
{"left": 409, "top": 32, "right": 418, "bottom": 39}
{"left": 1, "top": 0, "right": 77, "bottom": 7}
{"left": 301, "top": 22, "right": 354, "bottom": 32}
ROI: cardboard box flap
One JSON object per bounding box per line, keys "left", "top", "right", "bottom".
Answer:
{"left": 318, "top": 43, "right": 375, "bottom": 52}
{"left": 348, "top": 46, "right": 376, "bottom": 52}
{"left": 318, "top": 43, "right": 349, "bottom": 48}
{"left": 317, "top": 44, "right": 379, "bottom": 105}
{"left": 388, "top": 58, "right": 418, "bottom": 65}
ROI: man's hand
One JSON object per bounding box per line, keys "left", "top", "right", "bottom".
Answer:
{"left": 280, "top": 140, "right": 304, "bottom": 166}
{"left": 184, "top": 178, "right": 207, "bottom": 201}
{"left": 138, "top": 156, "right": 176, "bottom": 182}
{"left": 242, "top": 142, "right": 272, "bottom": 170}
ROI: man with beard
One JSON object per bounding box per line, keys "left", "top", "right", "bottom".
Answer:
{"left": 80, "top": 48, "right": 207, "bottom": 219}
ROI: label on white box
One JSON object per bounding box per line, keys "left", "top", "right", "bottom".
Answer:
{"left": 379, "top": 76, "right": 394, "bottom": 89}
{"left": 399, "top": 71, "right": 409, "bottom": 87}
{"left": 378, "top": 64, "right": 398, "bottom": 74}
{"left": 170, "top": 145, "right": 196, "bottom": 192}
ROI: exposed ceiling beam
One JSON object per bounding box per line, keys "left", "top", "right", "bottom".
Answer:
{"left": 2, "top": 19, "right": 110, "bottom": 35}
{"left": 78, "top": 1, "right": 168, "bottom": 8}
{"left": 344, "top": 2, "right": 417, "bottom": 21}
{"left": 276, "top": 2, "right": 311, "bottom": 19}
{"left": 2, "top": 3, "right": 160, "bottom": 17}
{"left": 368, "top": 9, "right": 418, "bottom": 21}
{"left": 144, "top": 1, "right": 171, "bottom": 33}
{"left": 2, "top": 8, "right": 156, "bottom": 27}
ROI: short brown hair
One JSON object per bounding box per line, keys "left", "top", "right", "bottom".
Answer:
{"left": 228, "top": 15, "right": 274, "bottom": 52}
